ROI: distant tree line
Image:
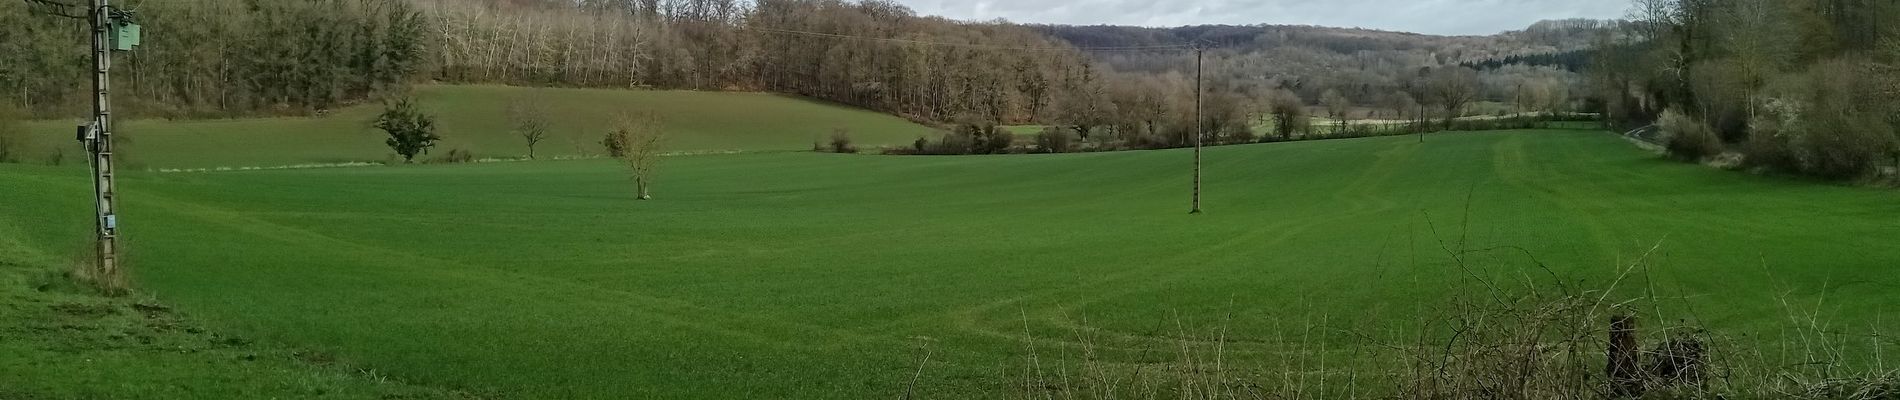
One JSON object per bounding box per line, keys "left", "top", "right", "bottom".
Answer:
{"left": 1462, "top": 49, "right": 1595, "bottom": 73}
{"left": 1593, "top": 0, "right": 1900, "bottom": 180}
{"left": 0, "top": 0, "right": 1097, "bottom": 125}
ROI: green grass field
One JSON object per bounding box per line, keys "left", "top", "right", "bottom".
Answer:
{"left": 3, "top": 124, "right": 1896, "bottom": 398}
{"left": 15, "top": 85, "right": 938, "bottom": 170}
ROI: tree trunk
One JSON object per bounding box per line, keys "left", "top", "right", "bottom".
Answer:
{"left": 636, "top": 178, "right": 651, "bottom": 200}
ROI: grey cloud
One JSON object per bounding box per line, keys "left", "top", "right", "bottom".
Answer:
{"left": 893, "top": 0, "right": 1629, "bottom": 35}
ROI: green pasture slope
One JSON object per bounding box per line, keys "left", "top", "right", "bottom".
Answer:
{"left": 2, "top": 129, "right": 1898, "bottom": 398}
{"left": 15, "top": 85, "right": 937, "bottom": 170}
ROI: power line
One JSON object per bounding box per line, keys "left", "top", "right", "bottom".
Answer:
{"left": 741, "top": 26, "right": 1197, "bottom": 53}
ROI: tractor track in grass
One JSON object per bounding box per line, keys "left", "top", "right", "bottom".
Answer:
{"left": 8, "top": 129, "right": 1895, "bottom": 398}
{"left": 1011, "top": 188, "right": 1416, "bottom": 351}
{"left": 1489, "top": 135, "right": 1627, "bottom": 263}
{"left": 34, "top": 174, "right": 909, "bottom": 353}
{"left": 938, "top": 141, "right": 1421, "bottom": 353}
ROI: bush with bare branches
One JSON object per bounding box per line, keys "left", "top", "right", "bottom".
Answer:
{"left": 602, "top": 113, "right": 666, "bottom": 200}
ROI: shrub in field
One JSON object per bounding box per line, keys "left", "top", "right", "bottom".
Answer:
{"left": 373, "top": 98, "right": 441, "bottom": 163}
{"left": 955, "top": 117, "right": 1015, "bottom": 154}
{"left": 603, "top": 113, "right": 666, "bottom": 200}
{"left": 907, "top": 116, "right": 1018, "bottom": 155}
{"left": 1217, "top": 122, "right": 1257, "bottom": 145}
{"left": 1792, "top": 61, "right": 1897, "bottom": 180}
{"left": 1267, "top": 91, "right": 1309, "bottom": 141}
{"left": 1440, "top": 116, "right": 1549, "bottom": 133}
{"left": 430, "top": 149, "right": 474, "bottom": 164}
{"left": 1032, "top": 126, "right": 1076, "bottom": 153}
{"left": 1749, "top": 62, "right": 1899, "bottom": 179}
{"left": 915, "top": 131, "right": 972, "bottom": 155}
{"left": 1794, "top": 113, "right": 1890, "bottom": 180}
{"left": 1660, "top": 108, "right": 1722, "bottom": 161}
{"left": 1742, "top": 113, "right": 1799, "bottom": 172}
{"left": 0, "top": 104, "right": 22, "bottom": 164}
{"left": 828, "top": 129, "right": 857, "bottom": 154}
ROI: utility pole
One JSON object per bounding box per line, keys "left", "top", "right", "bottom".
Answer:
{"left": 23, "top": 0, "right": 137, "bottom": 291}
{"left": 1190, "top": 43, "right": 1204, "bottom": 215}
{"left": 88, "top": 0, "right": 122, "bottom": 289}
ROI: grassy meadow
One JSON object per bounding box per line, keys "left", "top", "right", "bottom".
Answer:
{"left": 13, "top": 85, "right": 938, "bottom": 170}
{"left": 3, "top": 119, "right": 1897, "bottom": 397}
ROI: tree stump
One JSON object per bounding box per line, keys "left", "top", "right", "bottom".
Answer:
{"left": 1607, "top": 314, "right": 1644, "bottom": 397}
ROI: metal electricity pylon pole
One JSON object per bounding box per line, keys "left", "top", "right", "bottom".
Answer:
{"left": 1190, "top": 43, "right": 1204, "bottom": 215}
{"left": 23, "top": 0, "right": 138, "bottom": 288}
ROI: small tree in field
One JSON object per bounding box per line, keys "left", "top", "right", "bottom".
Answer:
{"left": 1426, "top": 67, "right": 1482, "bottom": 127}
{"left": 1267, "top": 90, "right": 1308, "bottom": 140}
{"left": 602, "top": 113, "right": 666, "bottom": 200}
{"left": 828, "top": 128, "right": 857, "bottom": 153}
{"left": 508, "top": 99, "right": 551, "bottom": 160}
{"left": 374, "top": 98, "right": 440, "bottom": 163}
{"left": 1320, "top": 89, "right": 1352, "bottom": 133}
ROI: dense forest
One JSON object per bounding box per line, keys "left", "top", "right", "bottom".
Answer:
{"left": 0, "top": 0, "right": 429, "bottom": 118}
{"left": 1593, "top": 0, "right": 1900, "bottom": 179}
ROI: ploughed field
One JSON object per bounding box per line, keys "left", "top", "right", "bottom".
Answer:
{"left": 2, "top": 124, "right": 1896, "bottom": 397}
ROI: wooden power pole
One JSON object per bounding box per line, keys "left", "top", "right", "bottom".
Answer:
{"left": 88, "top": 0, "right": 123, "bottom": 288}
{"left": 1190, "top": 44, "right": 1204, "bottom": 215}
{"left": 24, "top": 0, "right": 138, "bottom": 290}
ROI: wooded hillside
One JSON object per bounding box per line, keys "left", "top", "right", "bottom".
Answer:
{"left": 1, "top": 0, "right": 427, "bottom": 118}
{"left": 1037, "top": 21, "right": 1610, "bottom": 106}
{"left": 0, "top": 0, "right": 1096, "bottom": 124}
{"left": 1, "top": 0, "right": 1626, "bottom": 160}
{"left": 1592, "top": 0, "right": 1900, "bottom": 179}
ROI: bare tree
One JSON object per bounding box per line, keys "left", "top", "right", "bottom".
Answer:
{"left": 508, "top": 98, "right": 552, "bottom": 159}
{"left": 1320, "top": 89, "right": 1351, "bottom": 133}
{"left": 1057, "top": 64, "right": 1115, "bottom": 141}
{"left": 1718, "top": 0, "right": 1794, "bottom": 120}
{"left": 1267, "top": 89, "right": 1308, "bottom": 140}
{"left": 1541, "top": 79, "right": 1570, "bottom": 115}
{"left": 1513, "top": 78, "right": 1550, "bottom": 117}
{"left": 1388, "top": 91, "right": 1419, "bottom": 123}
{"left": 602, "top": 113, "right": 666, "bottom": 200}
{"left": 1627, "top": 0, "right": 1678, "bottom": 42}
{"left": 1426, "top": 67, "right": 1482, "bottom": 127}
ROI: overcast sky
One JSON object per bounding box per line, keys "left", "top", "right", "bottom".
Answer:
{"left": 890, "top": 0, "right": 1630, "bottom": 36}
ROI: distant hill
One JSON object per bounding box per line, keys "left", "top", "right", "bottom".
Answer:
{"left": 1031, "top": 20, "right": 1616, "bottom": 105}
{"left": 1038, "top": 19, "right": 1612, "bottom": 65}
